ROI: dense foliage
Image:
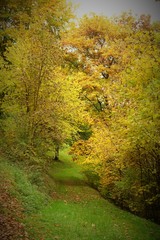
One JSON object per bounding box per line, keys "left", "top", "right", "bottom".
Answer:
{"left": 0, "top": 0, "right": 160, "bottom": 223}
{"left": 65, "top": 14, "right": 160, "bottom": 222}
{"left": 0, "top": 0, "right": 84, "bottom": 161}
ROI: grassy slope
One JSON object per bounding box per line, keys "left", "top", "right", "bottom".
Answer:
{"left": 1, "top": 149, "right": 160, "bottom": 240}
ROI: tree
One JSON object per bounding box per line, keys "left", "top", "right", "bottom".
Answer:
{"left": 67, "top": 13, "right": 160, "bottom": 222}
{"left": 114, "top": 28, "right": 160, "bottom": 219}
{"left": 0, "top": 0, "right": 85, "bottom": 161}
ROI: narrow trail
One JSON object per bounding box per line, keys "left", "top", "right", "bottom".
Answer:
{"left": 48, "top": 159, "right": 101, "bottom": 203}
{"left": 24, "top": 155, "right": 160, "bottom": 240}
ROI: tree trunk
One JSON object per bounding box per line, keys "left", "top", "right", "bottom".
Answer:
{"left": 54, "top": 145, "right": 59, "bottom": 161}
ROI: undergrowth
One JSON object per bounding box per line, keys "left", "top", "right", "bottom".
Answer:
{"left": 0, "top": 157, "right": 50, "bottom": 215}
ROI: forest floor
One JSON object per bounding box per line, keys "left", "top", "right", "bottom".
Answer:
{"left": 0, "top": 149, "right": 160, "bottom": 240}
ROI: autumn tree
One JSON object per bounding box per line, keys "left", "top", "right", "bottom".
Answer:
{"left": 0, "top": 0, "right": 73, "bottom": 124}
{"left": 0, "top": 0, "right": 85, "bottom": 161}
{"left": 113, "top": 26, "right": 160, "bottom": 220}
{"left": 66, "top": 13, "right": 160, "bottom": 222}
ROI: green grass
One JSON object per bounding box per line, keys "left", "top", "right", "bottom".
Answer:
{"left": 25, "top": 199, "right": 160, "bottom": 240}
{"left": 0, "top": 158, "right": 50, "bottom": 214}
{"left": 1, "top": 150, "right": 160, "bottom": 240}
{"left": 48, "top": 148, "right": 86, "bottom": 186}
{"left": 24, "top": 148, "right": 160, "bottom": 240}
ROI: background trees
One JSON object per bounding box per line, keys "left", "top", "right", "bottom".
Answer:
{"left": 65, "top": 13, "right": 160, "bottom": 222}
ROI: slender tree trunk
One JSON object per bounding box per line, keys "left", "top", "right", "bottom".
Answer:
{"left": 54, "top": 145, "right": 59, "bottom": 161}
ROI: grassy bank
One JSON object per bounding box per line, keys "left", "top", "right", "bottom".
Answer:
{"left": 0, "top": 149, "right": 160, "bottom": 239}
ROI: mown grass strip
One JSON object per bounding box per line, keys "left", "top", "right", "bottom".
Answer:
{"left": 24, "top": 149, "right": 160, "bottom": 240}
{"left": 1, "top": 151, "right": 160, "bottom": 240}
{"left": 25, "top": 199, "right": 160, "bottom": 240}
